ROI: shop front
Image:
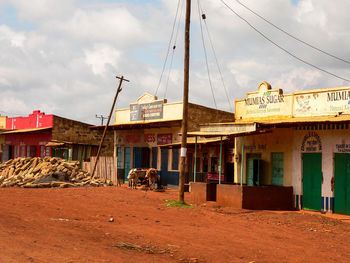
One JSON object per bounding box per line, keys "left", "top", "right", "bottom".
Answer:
{"left": 105, "top": 93, "right": 235, "bottom": 186}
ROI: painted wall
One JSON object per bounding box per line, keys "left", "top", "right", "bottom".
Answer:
{"left": 0, "top": 116, "right": 6, "bottom": 129}
{"left": 292, "top": 124, "right": 350, "bottom": 211}
{"left": 234, "top": 128, "right": 294, "bottom": 187}
{"left": 6, "top": 110, "right": 53, "bottom": 130}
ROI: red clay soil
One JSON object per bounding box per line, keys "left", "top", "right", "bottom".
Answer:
{"left": 0, "top": 187, "right": 350, "bottom": 263}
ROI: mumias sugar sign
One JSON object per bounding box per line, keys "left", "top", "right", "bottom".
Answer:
{"left": 130, "top": 101, "right": 163, "bottom": 121}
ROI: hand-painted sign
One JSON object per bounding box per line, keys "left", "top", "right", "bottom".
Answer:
{"left": 157, "top": 134, "right": 172, "bottom": 145}
{"left": 294, "top": 89, "right": 350, "bottom": 116}
{"left": 144, "top": 134, "right": 156, "bottom": 143}
{"left": 126, "top": 134, "right": 142, "bottom": 143}
{"left": 301, "top": 132, "right": 322, "bottom": 152}
{"left": 130, "top": 101, "right": 163, "bottom": 121}
{"left": 336, "top": 144, "right": 350, "bottom": 153}
{"left": 207, "top": 173, "right": 224, "bottom": 181}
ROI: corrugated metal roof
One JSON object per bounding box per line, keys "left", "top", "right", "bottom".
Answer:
{"left": 91, "top": 119, "right": 182, "bottom": 130}
{"left": 0, "top": 127, "right": 52, "bottom": 134}
{"left": 161, "top": 136, "right": 228, "bottom": 147}
{"left": 46, "top": 140, "right": 100, "bottom": 147}
{"left": 257, "top": 114, "right": 350, "bottom": 125}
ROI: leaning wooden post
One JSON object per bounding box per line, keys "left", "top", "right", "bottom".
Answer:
{"left": 91, "top": 76, "right": 129, "bottom": 179}
{"left": 219, "top": 136, "right": 223, "bottom": 184}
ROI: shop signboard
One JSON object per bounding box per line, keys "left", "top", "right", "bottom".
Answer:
{"left": 294, "top": 89, "right": 350, "bottom": 116}
{"left": 207, "top": 173, "right": 224, "bottom": 181}
{"left": 130, "top": 101, "right": 163, "bottom": 121}
{"left": 157, "top": 134, "right": 172, "bottom": 145}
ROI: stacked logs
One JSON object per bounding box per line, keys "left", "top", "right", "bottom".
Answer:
{"left": 0, "top": 157, "right": 112, "bottom": 188}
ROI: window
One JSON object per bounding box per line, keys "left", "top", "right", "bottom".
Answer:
{"left": 203, "top": 153, "right": 208, "bottom": 172}
{"left": 210, "top": 157, "right": 218, "bottom": 173}
{"left": 117, "top": 147, "right": 122, "bottom": 168}
{"left": 172, "top": 148, "right": 179, "bottom": 170}
{"left": 195, "top": 157, "right": 200, "bottom": 172}
{"left": 152, "top": 147, "right": 158, "bottom": 169}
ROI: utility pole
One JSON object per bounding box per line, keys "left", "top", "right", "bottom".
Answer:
{"left": 178, "top": 0, "right": 191, "bottom": 203}
{"left": 95, "top": 114, "right": 108, "bottom": 125}
{"left": 91, "top": 76, "right": 129, "bottom": 179}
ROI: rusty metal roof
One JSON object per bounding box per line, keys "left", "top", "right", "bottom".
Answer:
{"left": 160, "top": 136, "right": 228, "bottom": 147}
{"left": 90, "top": 119, "right": 182, "bottom": 130}
{"left": 46, "top": 140, "right": 100, "bottom": 147}
{"left": 0, "top": 127, "right": 52, "bottom": 135}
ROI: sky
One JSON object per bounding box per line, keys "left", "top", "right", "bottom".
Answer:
{"left": 0, "top": 0, "right": 349, "bottom": 124}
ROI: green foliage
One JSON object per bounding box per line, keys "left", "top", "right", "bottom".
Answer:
{"left": 163, "top": 199, "right": 194, "bottom": 209}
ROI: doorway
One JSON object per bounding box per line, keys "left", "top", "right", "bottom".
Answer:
{"left": 246, "top": 153, "right": 262, "bottom": 186}
{"left": 334, "top": 153, "right": 350, "bottom": 215}
{"left": 302, "top": 153, "right": 322, "bottom": 211}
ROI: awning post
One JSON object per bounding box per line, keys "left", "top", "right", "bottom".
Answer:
{"left": 194, "top": 136, "right": 197, "bottom": 182}
{"left": 240, "top": 136, "right": 244, "bottom": 186}
{"left": 219, "top": 136, "right": 223, "bottom": 184}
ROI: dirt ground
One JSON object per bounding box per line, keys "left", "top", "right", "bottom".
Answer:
{"left": 1, "top": 187, "right": 350, "bottom": 263}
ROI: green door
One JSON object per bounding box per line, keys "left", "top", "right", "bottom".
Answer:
{"left": 247, "top": 157, "right": 262, "bottom": 186}
{"left": 271, "top": 152, "right": 284, "bottom": 186}
{"left": 302, "top": 153, "right": 322, "bottom": 211}
{"left": 334, "top": 154, "right": 350, "bottom": 215}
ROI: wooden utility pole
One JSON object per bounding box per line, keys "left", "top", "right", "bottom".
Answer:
{"left": 91, "top": 76, "right": 129, "bottom": 179}
{"left": 178, "top": 0, "right": 191, "bottom": 203}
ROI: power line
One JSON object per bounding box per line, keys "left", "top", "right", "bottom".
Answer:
{"left": 234, "top": 0, "right": 350, "bottom": 65}
{"left": 199, "top": 0, "right": 233, "bottom": 112}
{"left": 164, "top": 0, "right": 185, "bottom": 99}
{"left": 220, "top": 0, "right": 350, "bottom": 83}
{"left": 197, "top": 0, "right": 217, "bottom": 109}
{"left": 154, "top": 0, "right": 182, "bottom": 96}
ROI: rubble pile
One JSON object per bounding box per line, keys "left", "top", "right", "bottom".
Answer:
{"left": 0, "top": 157, "right": 111, "bottom": 188}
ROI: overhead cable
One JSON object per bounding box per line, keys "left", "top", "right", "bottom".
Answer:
{"left": 220, "top": 0, "right": 350, "bottom": 83}
{"left": 199, "top": 0, "right": 233, "bottom": 112}
{"left": 197, "top": 0, "right": 218, "bottom": 109}
{"left": 154, "top": 0, "right": 182, "bottom": 96}
{"left": 164, "top": 0, "right": 185, "bottom": 99}
{"left": 235, "top": 0, "right": 350, "bottom": 65}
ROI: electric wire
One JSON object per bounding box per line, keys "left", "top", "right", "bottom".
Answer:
{"left": 198, "top": 0, "right": 233, "bottom": 112}
{"left": 163, "top": 0, "right": 185, "bottom": 99}
{"left": 197, "top": 0, "right": 218, "bottom": 109}
{"left": 154, "top": 0, "right": 182, "bottom": 96}
{"left": 220, "top": 0, "right": 350, "bottom": 83}
{"left": 234, "top": 0, "right": 350, "bottom": 65}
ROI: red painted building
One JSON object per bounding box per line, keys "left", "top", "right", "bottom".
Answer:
{"left": 1, "top": 110, "right": 105, "bottom": 163}
{"left": 3, "top": 111, "right": 53, "bottom": 159}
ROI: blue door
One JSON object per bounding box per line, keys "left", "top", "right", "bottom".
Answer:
{"left": 152, "top": 147, "right": 158, "bottom": 169}
{"left": 161, "top": 148, "right": 169, "bottom": 185}
{"left": 133, "top": 147, "right": 142, "bottom": 168}
{"left": 124, "top": 147, "right": 131, "bottom": 182}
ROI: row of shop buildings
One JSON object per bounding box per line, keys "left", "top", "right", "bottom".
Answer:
{"left": 97, "top": 83, "right": 350, "bottom": 215}
{"left": 2, "top": 82, "right": 350, "bottom": 215}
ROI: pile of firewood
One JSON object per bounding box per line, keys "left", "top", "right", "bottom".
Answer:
{"left": 0, "top": 157, "right": 112, "bottom": 188}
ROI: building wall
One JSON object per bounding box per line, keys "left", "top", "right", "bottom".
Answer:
{"left": 0, "top": 116, "right": 6, "bottom": 129}
{"left": 6, "top": 110, "right": 53, "bottom": 130}
{"left": 188, "top": 104, "right": 235, "bottom": 131}
{"left": 234, "top": 128, "right": 294, "bottom": 187}
{"left": 52, "top": 116, "right": 114, "bottom": 156}
{"left": 292, "top": 125, "right": 350, "bottom": 211}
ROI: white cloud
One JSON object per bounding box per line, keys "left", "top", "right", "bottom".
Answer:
{"left": 84, "top": 44, "right": 121, "bottom": 75}
{"left": 0, "top": 0, "right": 349, "bottom": 123}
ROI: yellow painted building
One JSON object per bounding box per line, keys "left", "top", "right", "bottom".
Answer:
{"left": 0, "top": 116, "right": 7, "bottom": 162}
{"left": 190, "top": 82, "right": 350, "bottom": 214}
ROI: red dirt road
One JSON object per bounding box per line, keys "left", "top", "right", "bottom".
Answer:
{"left": 0, "top": 187, "right": 350, "bottom": 263}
